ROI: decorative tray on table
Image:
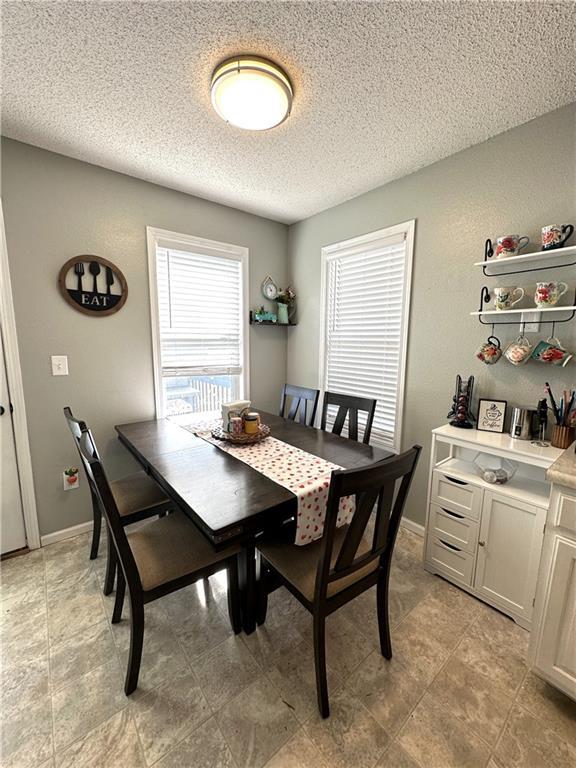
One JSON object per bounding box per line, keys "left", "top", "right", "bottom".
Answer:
{"left": 211, "top": 424, "right": 270, "bottom": 444}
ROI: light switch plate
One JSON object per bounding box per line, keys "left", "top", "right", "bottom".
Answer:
{"left": 51, "top": 355, "right": 68, "bottom": 376}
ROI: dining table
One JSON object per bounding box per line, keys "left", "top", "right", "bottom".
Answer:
{"left": 115, "top": 410, "right": 393, "bottom": 633}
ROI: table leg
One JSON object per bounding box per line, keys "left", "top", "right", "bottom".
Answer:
{"left": 238, "top": 544, "right": 257, "bottom": 634}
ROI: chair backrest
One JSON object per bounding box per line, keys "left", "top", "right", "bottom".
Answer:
{"left": 320, "top": 391, "right": 377, "bottom": 444}
{"left": 314, "top": 446, "right": 421, "bottom": 602}
{"left": 280, "top": 384, "right": 320, "bottom": 426}
{"left": 76, "top": 430, "right": 141, "bottom": 589}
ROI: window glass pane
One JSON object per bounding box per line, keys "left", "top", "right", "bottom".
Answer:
{"left": 162, "top": 374, "right": 241, "bottom": 419}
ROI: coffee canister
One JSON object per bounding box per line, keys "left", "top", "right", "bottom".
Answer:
{"left": 509, "top": 407, "right": 535, "bottom": 440}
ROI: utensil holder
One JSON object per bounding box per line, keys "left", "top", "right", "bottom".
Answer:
{"left": 551, "top": 425, "right": 576, "bottom": 449}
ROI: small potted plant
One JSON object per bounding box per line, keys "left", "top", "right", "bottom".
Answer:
{"left": 276, "top": 286, "right": 296, "bottom": 325}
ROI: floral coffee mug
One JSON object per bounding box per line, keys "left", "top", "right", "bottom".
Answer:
{"left": 495, "top": 234, "right": 530, "bottom": 259}
{"left": 541, "top": 224, "right": 574, "bottom": 250}
{"left": 493, "top": 286, "right": 524, "bottom": 311}
{"left": 534, "top": 281, "right": 568, "bottom": 308}
{"left": 531, "top": 337, "right": 573, "bottom": 367}
{"left": 476, "top": 336, "right": 502, "bottom": 365}
{"left": 504, "top": 335, "right": 532, "bottom": 366}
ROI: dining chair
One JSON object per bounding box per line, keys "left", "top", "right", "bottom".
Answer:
{"left": 320, "top": 391, "right": 377, "bottom": 444}
{"left": 279, "top": 383, "right": 320, "bottom": 426}
{"left": 77, "top": 430, "right": 242, "bottom": 694}
{"left": 64, "top": 407, "right": 173, "bottom": 595}
{"left": 256, "top": 446, "right": 421, "bottom": 717}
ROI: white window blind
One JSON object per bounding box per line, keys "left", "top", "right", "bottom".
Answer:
{"left": 156, "top": 247, "right": 243, "bottom": 377}
{"left": 148, "top": 229, "right": 248, "bottom": 419}
{"left": 322, "top": 225, "right": 413, "bottom": 452}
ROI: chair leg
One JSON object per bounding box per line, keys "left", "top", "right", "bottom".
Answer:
{"left": 125, "top": 594, "right": 145, "bottom": 696}
{"left": 313, "top": 612, "right": 330, "bottom": 718}
{"left": 227, "top": 559, "right": 242, "bottom": 634}
{"left": 256, "top": 559, "right": 268, "bottom": 627}
{"left": 89, "top": 493, "right": 101, "bottom": 560}
{"left": 377, "top": 569, "right": 392, "bottom": 659}
{"left": 103, "top": 528, "right": 117, "bottom": 597}
{"left": 112, "top": 568, "right": 125, "bottom": 624}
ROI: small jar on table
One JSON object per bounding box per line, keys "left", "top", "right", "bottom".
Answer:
{"left": 243, "top": 412, "right": 260, "bottom": 435}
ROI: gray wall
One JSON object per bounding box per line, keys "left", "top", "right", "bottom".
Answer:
{"left": 287, "top": 104, "right": 576, "bottom": 527}
{"left": 1, "top": 138, "right": 288, "bottom": 536}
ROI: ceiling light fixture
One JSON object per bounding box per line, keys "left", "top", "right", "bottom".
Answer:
{"left": 211, "top": 56, "right": 293, "bottom": 131}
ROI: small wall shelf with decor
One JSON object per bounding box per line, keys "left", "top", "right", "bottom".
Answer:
{"left": 475, "top": 244, "right": 576, "bottom": 277}
{"left": 249, "top": 311, "right": 297, "bottom": 327}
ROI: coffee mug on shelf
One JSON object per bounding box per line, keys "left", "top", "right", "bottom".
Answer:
{"left": 531, "top": 337, "right": 573, "bottom": 367}
{"left": 541, "top": 224, "right": 574, "bottom": 251}
{"left": 495, "top": 234, "right": 530, "bottom": 259}
{"left": 504, "top": 335, "right": 532, "bottom": 366}
{"left": 534, "top": 281, "right": 568, "bottom": 308}
{"left": 476, "top": 336, "right": 502, "bottom": 365}
{"left": 493, "top": 286, "right": 524, "bottom": 311}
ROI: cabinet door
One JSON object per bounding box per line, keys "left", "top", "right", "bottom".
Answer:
{"left": 474, "top": 491, "right": 545, "bottom": 622}
{"left": 534, "top": 535, "right": 576, "bottom": 698}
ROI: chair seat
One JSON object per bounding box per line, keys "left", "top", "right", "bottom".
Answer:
{"left": 128, "top": 511, "right": 241, "bottom": 592}
{"left": 258, "top": 525, "right": 378, "bottom": 602}
{"left": 111, "top": 471, "right": 169, "bottom": 518}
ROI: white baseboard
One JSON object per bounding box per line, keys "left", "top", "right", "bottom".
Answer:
{"left": 400, "top": 517, "right": 425, "bottom": 537}
{"left": 40, "top": 520, "right": 93, "bottom": 547}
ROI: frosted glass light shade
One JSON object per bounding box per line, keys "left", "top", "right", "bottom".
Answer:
{"left": 211, "top": 57, "right": 293, "bottom": 131}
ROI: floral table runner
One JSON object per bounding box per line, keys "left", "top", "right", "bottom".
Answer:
{"left": 194, "top": 429, "right": 354, "bottom": 545}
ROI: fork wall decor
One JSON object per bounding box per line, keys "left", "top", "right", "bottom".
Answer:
{"left": 58, "top": 255, "right": 128, "bottom": 316}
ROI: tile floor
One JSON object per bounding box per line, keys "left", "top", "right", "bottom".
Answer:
{"left": 1, "top": 526, "right": 575, "bottom": 768}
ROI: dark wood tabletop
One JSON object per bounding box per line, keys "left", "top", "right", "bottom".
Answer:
{"left": 115, "top": 411, "right": 393, "bottom": 547}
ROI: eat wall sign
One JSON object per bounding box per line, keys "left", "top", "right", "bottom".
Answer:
{"left": 58, "top": 255, "right": 128, "bottom": 316}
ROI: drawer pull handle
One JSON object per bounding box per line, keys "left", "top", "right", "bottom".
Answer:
{"left": 444, "top": 475, "right": 468, "bottom": 486}
{"left": 478, "top": 540, "right": 486, "bottom": 547}
{"left": 439, "top": 539, "right": 462, "bottom": 552}
{"left": 441, "top": 507, "right": 465, "bottom": 519}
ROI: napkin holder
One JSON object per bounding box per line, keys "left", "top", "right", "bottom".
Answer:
{"left": 221, "top": 400, "right": 251, "bottom": 432}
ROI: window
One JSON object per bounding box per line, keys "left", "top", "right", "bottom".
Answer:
{"left": 320, "top": 221, "right": 414, "bottom": 452}
{"left": 147, "top": 228, "right": 249, "bottom": 421}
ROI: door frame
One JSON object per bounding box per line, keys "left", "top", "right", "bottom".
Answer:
{"left": 0, "top": 199, "right": 40, "bottom": 549}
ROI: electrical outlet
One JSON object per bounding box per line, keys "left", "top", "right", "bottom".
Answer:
{"left": 51, "top": 355, "right": 69, "bottom": 376}
{"left": 63, "top": 469, "right": 79, "bottom": 491}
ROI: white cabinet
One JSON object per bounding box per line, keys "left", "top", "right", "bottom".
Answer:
{"left": 530, "top": 486, "right": 576, "bottom": 702}
{"left": 474, "top": 491, "right": 546, "bottom": 622}
{"left": 424, "top": 426, "right": 560, "bottom": 630}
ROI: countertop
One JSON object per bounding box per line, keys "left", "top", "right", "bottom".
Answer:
{"left": 546, "top": 441, "right": 576, "bottom": 489}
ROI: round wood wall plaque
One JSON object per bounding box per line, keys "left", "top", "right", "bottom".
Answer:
{"left": 58, "top": 255, "right": 128, "bottom": 316}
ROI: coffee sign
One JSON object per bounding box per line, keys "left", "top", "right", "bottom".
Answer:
{"left": 58, "top": 255, "right": 128, "bottom": 316}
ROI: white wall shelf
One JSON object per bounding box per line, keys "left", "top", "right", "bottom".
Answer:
{"left": 470, "top": 306, "right": 576, "bottom": 316}
{"left": 475, "top": 245, "right": 576, "bottom": 277}
{"left": 472, "top": 284, "right": 576, "bottom": 327}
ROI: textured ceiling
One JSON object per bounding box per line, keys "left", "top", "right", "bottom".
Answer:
{"left": 2, "top": 1, "right": 575, "bottom": 224}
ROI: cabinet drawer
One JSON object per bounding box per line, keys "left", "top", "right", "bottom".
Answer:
{"left": 432, "top": 470, "right": 482, "bottom": 520}
{"left": 429, "top": 503, "right": 479, "bottom": 554}
{"left": 557, "top": 494, "right": 576, "bottom": 533}
{"left": 426, "top": 535, "right": 475, "bottom": 586}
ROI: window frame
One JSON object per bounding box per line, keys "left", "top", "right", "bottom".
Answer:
{"left": 146, "top": 226, "right": 250, "bottom": 419}
{"left": 318, "top": 219, "right": 415, "bottom": 453}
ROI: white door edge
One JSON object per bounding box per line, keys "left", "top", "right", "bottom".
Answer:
{"left": 0, "top": 198, "right": 40, "bottom": 549}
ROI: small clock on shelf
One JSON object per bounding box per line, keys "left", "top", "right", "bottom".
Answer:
{"left": 261, "top": 275, "right": 278, "bottom": 301}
